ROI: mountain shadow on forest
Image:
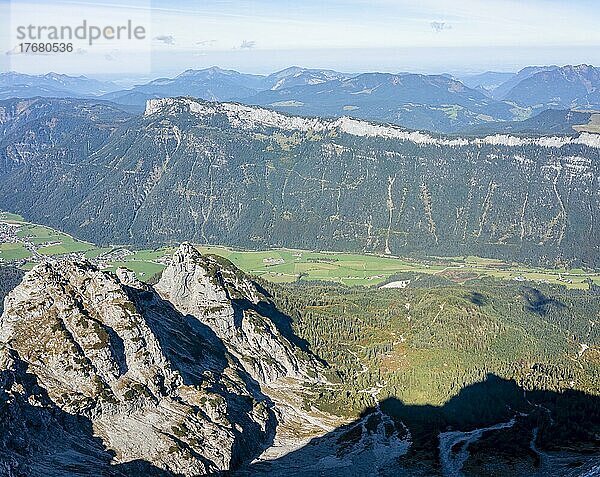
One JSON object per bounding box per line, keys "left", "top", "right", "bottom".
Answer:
{"left": 233, "top": 374, "right": 600, "bottom": 477}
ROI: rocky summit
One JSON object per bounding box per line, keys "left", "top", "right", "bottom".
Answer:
{"left": 0, "top": 244, "right": 328, "bottom": 476}
{"left": 155, "top": 243, "right": 323, "bottom": 385}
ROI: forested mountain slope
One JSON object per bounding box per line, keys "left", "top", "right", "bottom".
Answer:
{"left": 461, "top": 109, "right": 593, "bottom": 135}
{"left": 249, "top": 72, "right": 519, "bottom": 133}
{"left": 244, "top": 275, "right": 600, "bottom": 476}
{"left": 503, "top": 65, "right": 600, "bottom": 110}
{"left": 0, "top": 97, "right": 598, "bottom": 267}
{"left": 0, "top": 97, "right": 132, "bottom": 175}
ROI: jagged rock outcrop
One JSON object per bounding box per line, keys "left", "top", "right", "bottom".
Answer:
{"left": 156, "top": 243, "right": 323, "bottom": 385}
{"left": 0, "top": 258, "right": 282, "bottom": 476}
{"left": 0, "top": 343, "right": 166, "bottom": 477}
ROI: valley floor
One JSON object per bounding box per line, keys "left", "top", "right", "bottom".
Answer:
{"left": 1, "top": 211, "right": 598, "bottom": 290}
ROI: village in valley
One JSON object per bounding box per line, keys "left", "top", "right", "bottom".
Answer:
{"left": 1, "top": 211, "right": 599, "bottom": 289}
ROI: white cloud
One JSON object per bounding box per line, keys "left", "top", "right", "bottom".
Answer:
{"left": 5, "top": 45, "right": 22, "bottom": 56}
{"left": 154, "top": 35, "right": 175, "bottom": 45}
{"left": 196, "top": 39, "right": 217, "bottom": 46}
{"left": 240, "top": 40, "right": 256, "bottom": 49}
{"left": 430, "top": 21, "right": 451, "bottom": 33}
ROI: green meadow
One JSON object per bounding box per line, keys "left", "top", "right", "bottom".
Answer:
{"left": 1, "top": 212, "right": 599, "bottom": 289}
{"left": 0, "top": 242, "right": 31, "bottom": 261}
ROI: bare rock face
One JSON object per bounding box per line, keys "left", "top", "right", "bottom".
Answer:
{"left": 0, "top": 259, "right": 278, "bottom": 476}
{"left": 156, "top": 243, "right": 323, "bottom": 385}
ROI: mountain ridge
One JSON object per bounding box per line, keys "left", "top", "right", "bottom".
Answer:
{"left": 2, "top": 64, "right": 598, "bottom": 133}
{"left": 0, "top": 244, "right": 332, "bottom": 475}
{"left": 0, "top": 96, "right": 598, "bottom": 267}
{"left": 503, "top": 64, "right": 600, "bottom": 110}
{"left": 0, "top": 71, "right": 119, "bottom": 99}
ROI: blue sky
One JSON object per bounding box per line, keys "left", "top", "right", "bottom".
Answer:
{"left": 2, "top": 0, "right": 600, "bottom": 78}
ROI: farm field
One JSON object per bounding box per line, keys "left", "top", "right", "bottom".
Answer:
{"left": 198, "top": 245, "right": 600, "bottom": 289}
{"left": 0, "top": 242, "right": 31, "bottom": 261}
{"left": 574, "top": 111, "right": 600, "bottom": 133}
{"left": 1, "top": 212, "right": 599, "bottom": 289}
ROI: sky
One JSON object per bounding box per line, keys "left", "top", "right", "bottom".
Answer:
{"left": 1, "top": 0, "right": 600, "bottom": 80}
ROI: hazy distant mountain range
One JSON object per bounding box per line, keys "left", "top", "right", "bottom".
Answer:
{"left": 503, "top": 64, "right": 600, "bottom": 109}
{"left": 2, "top": 64, "right": 598, "bottom": 133}
{"left": 248, "top": 72, "right": 518, "bottom": 133}
{"left": 0, "top": 72, "right": 119, "bottom": 99}
{"left": 456, "top": 71, "right": 516, "bottom": 92}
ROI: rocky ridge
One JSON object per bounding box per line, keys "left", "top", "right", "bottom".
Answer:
{"left": 155, "top": 243, "right": 323, "bottom": 385}
{"left": 0, "top": 244, "right": 328, "bottom": 476}
{"left": 144, "top": 97, "right": 600, "bottom": 148}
